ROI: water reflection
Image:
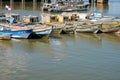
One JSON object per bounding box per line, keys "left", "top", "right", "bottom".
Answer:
{"left": 75, "top": 33, "right": 102, "bottom": 47}
{"left": 10, "top": 38, "right": 50, "bottom": 53}
{"left": 0, "top": 33, "right": 120, "bottom": 80}
{"left": 0, "top": 40, "right": 12, "bottom": 54}
{"left": 100, "top": 33, "right": 120, "bottom": 42}
{"left": 96, "top": 3, "right": 109, "bottom": 13}
{"left": 115, "top": 33, "right": 120, "bottom": 38}
{"left": 0, "top": 40, "right": 31, "bottom": 80}
{"left": 10, "top": 37, "right": 68, "bottom": 61}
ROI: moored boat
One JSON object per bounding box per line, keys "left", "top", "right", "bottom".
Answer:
{"left": 26, "top": 24, "right": 52, "bottom": 38}
{"left": 52, "top": 26, "right": 63, "bottom": 34}
{"left": 75, "top": 3, "right": 90, "bottom": 11}
{"left": 0, "top": 24, "right": 33, "bottom": 39}
{"left": 75, "top": 24, "right": 101, "bottom": 33}
{"left": 41, "top": 3, "right": 72, "bottom": 12}
{"left": 61, "top": 23, "right": 76, "bottom": 34}
{"left": 11, "top": 29, "right": 33, "bottom": 39}
{"left": 101, "top": 25, "right": 120, "bottom": 33}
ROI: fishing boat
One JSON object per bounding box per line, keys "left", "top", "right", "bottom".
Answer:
{"left": 50, "top": 5, "right": 73, "bottom": 12}
{"left": 61, "top": 23, "right": 76, "bottom": 34}
{"left": 75, "top": 3, "right": 90, "bottom": 11}
{"left": 76, "top": 24, "right": 101, "bottom": 33}
{"left": 41, "top": 3, "right": 75, "bottom": 12}
{"left": 0, "top": 24, "right": 33, "bottom": 39}
{"left": 11, "top": 29, "right": 33, "bottom": 39}
{"left": 49, "top": 24, "right": 63, "bottom": 34}
{"left": 47, "top": 4, "right": 64, "bottom": 12}
{"left": 52, "top": 27, "right": 63, "bottom": 34}
{"left": 101, "top": 25, "right": 120, "bottom": 33}
{"left": 46, "top": 22, "right": 64, "bottom": 34}
{"left": 26, "top": 23, "right": 52, "bottom": 38}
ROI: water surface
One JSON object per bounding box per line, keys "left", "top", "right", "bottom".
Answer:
{"left": 0, "top": 33, "right": 120, "bottom": 80}
{"left": 0, "top": 1, "right": 120, "bottom": 80}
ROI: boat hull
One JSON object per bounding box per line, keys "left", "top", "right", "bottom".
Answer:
{"left": 76, "top": 28, "right": 98, "bottom": 33}
{"left": 30, "top": 27, "right": 52, "bottom": 38}
{"left": 51, "top": 28, "right": 63, "bottom": 34}
{"left": 33, "top": 28, "right": 52, "bottom": 35}
{"left": 76, "top": 24, "right": 101, "bottom": 33}
{"left": 101, "top": 25, "right": 120, "bottom": 33}
{"left": 102, "top": 28, "right": 120, "bottom": 33}
{"left": 11, "top": 29, "right": 32, "bottom": 39}
{"left": 11, "top": 32, "right": 31, "bottom": 39}
{"left": 0, "top": 29, "right": 32, "bottom": 39}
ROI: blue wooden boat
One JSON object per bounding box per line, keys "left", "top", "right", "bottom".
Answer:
{"left": 28, "top": 24, "right": 52, "bottom": 38}
{"left": 11, "top": 29, "right": 32, "bottom": 39}
{"left": 32, "top": 26, "right": 52, "bottom": 38}
{"left": 0, "top": 26, "right": 32, "bottom": 39}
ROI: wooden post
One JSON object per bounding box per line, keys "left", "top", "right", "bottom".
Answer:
{"left": 89, "top": 0, "right": 95, "bottom": 8}
{"left": 33, "top": 0, "right": 37, "bottom": 10}
{"left": 21, "top": 0, "right": 25, "bottom": 10}
{"left": 0, "top": 0, "right": 2, "bottom": 9}
{"left": 10, "top": 0, "right": 14, "bottom": 9}
{"left": 96, "top": 2, "right": 108, "bottom": 11}
{"left": 44, "top": 0, "right": 47, "bottom": 3}
{"left": 96, "top": 0, "right": 108, "bottom": 4}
